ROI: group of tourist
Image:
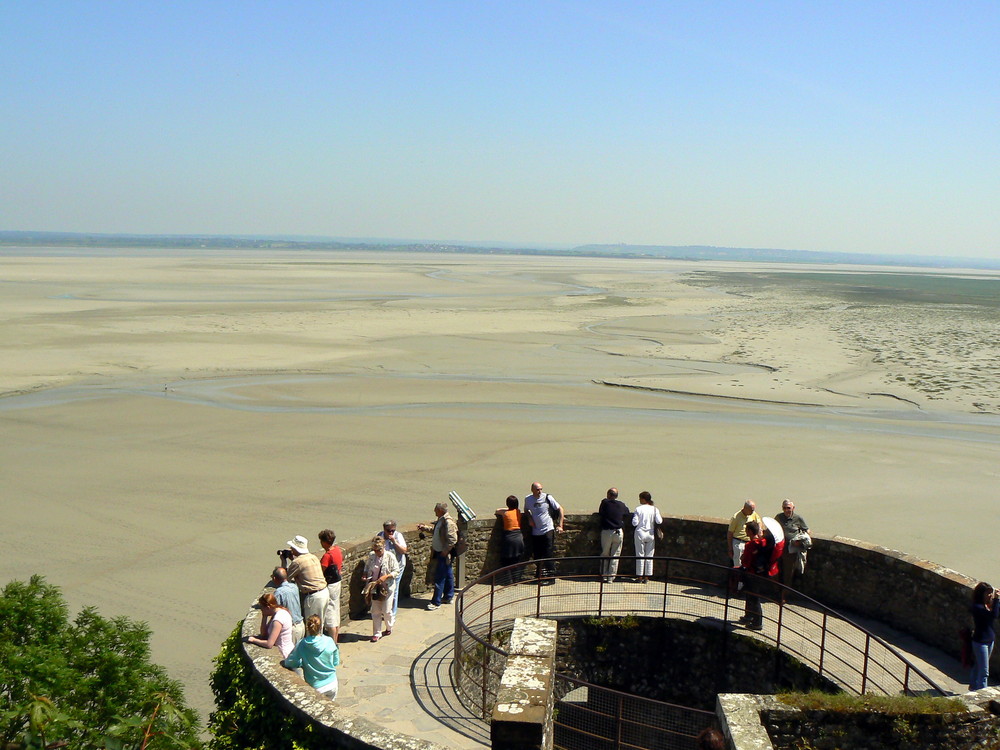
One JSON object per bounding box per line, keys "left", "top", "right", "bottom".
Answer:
{"left": 596, "top": 487, "right": 662, "bottom": 583}
{"left": 246, "top": 530, "right": 347, "bottom": 698}
{"left": 245, "top": 484, "right": 1000, "bottom": 704}
{"left": 244, "top": 512, "right": 443, "bottom": 702}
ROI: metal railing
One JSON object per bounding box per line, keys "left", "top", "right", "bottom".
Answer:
{"left": 553, "top": 674, "right": 718, "bottom": 750}
{"left": 455, "top": 556, "right": 945, "bottom": 749}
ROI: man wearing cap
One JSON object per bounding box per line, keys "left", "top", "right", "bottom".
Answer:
{"left": 285, "top": 534, "right": 330, "bottom": 624}
{"left": 270, "top": 566, "right": 305, "bottom": 643}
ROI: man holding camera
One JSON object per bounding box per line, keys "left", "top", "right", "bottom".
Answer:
{"left": 282, "top": 534, "right": 330, "bottom": 623}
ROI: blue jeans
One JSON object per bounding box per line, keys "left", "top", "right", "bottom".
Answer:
{"left": 432, "top": 552, "right": 454, "bottom": 605}
{"left": 970, "top": 640, "right": 993, "bottom": 690}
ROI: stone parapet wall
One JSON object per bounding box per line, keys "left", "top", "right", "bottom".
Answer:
{"left": 463, "top": 513, "right": 980, "bottom": 665}
{"left": 719, "top": 690, "right": 1000, "bottom": 750}
{"left": 238, "top": 601, "right": 450, "bottom": 750}
{"left": 237, "top": 511, "right": 982, "bottom": 749}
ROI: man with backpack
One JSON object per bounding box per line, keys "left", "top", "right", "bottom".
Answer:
{"left": 524, "top": 481, "right": 564, "bottom": 584}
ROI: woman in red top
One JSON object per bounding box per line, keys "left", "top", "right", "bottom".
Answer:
{"left": 318, "top": 529, "right": 343, "bottom": 643}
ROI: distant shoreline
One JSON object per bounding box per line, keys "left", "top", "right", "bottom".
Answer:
{"left": 2, "top": 231, "right": 999, "bottom": 271}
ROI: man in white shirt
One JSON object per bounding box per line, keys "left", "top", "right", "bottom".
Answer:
{"left": 523, "top": 481, "right": 563, "bottom": 584}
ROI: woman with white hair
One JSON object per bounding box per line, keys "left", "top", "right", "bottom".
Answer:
{"left": 362, "top": 536, "right": 400, "bottom": 642}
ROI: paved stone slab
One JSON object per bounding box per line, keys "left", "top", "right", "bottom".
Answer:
{"left": 331, "top": 577, "right": 965, "bottom": 750}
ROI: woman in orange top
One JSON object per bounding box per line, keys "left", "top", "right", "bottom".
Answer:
{"left": 495, "top": 495, "right": 525, "bottom": 583}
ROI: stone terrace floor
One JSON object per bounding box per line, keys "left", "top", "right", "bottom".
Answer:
{"left": 333, "top": 577, "right": 969, "bottom": 749}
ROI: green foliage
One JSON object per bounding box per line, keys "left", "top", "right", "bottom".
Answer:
{"left": 0, "top": 575, "right": 201, "bottom": 749}
{"left": 208, "top": 625, "right": 318, "bottom": 750}
{"left": 777, "top": 690, "right": 968, "bottom": 715}
{"left": 581, "top": 614, "right": 639, "bottom": 629}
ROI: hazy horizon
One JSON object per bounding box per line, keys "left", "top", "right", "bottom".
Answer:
{"left": 5, "top": 229, "right": 1000, "bottom": 268}
{"left": 2, "top": 3, "right": 998, "bottom": 260}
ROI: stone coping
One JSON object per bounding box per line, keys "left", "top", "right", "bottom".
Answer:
{"left": 717, "top": 688, "right": 1000, "bottom": 750}
{"left": 240, "top": 600, "right": 451, "bottom": 750}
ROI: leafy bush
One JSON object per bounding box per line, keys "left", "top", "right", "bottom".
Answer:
{"left": 208, "top": 625, "right": 318, "bottom": 750}
{"left": 0, "top": 575, "right": 201, "bottom": 749}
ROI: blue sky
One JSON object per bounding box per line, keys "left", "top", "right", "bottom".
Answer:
{"left": 2, "top": 2, "right": 998, "bottom": 258}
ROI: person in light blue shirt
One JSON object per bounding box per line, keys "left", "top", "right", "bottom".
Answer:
{"left": 284, "top": 615, "right": 341, "bottom": 699}
{"left": 271, "top": 567, "right": 304, "bottom": 643}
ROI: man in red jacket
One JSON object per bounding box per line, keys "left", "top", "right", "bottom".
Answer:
{"left": 739, "top": 517, "right": 785, "bottom": 630}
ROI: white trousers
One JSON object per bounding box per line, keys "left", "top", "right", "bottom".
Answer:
{"left": 635, "top": 530, "right": 655, "bottom": 576}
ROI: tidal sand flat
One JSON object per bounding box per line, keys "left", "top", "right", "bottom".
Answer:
{"left": 1, "top": 249, "right": 997, "bottom": 718}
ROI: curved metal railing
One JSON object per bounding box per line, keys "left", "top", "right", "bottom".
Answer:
{"left": 455, "top": 556, "right": 946, "bottom": 741}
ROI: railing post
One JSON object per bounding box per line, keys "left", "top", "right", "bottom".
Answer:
{"left": 773, "top": 587, "right": 785, "bottom": 686}
{"left": 904, "top": 663, "right": 912, "bottom": 696}
{"left": 455, "top": 594, "right": 463, "bottom": 703}
{"left": 615, "top": 691, "right": 624, "bottom": 750}
{"left": 489, "top": 576, "right": 495, "bottom": 644}
{"left": 481, "top": 622, "right": 489, "bottom": 719}
{"left": 775, "top": 586, "right": 783, "bottom": 650}
{"left": 662, "top": 558, "right": 670, "bottom": 618}
{"left": 818, "top": 610, "right": 828, "bottom": 678}
{"left": 719, "top": 568, "right": 731, "bottom": 696}
{"left": 598, "top": 574, "right": 605, "bottom": 617}
{"left": 535, "top": 566, "right": 542, "bottom": 618}
{"left": 861, "top": 633, "right": 871, "bottom": 694}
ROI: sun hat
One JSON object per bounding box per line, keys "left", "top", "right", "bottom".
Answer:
{"left": 287, "top": 535, "right": 309, "bottom": 554}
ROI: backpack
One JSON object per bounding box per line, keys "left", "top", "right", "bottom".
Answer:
{"left": 546, "top": 494, "right": 560, "bottom": 524}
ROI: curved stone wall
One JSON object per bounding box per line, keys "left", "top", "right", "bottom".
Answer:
{"left": 462, "top": 513, "right": 980, "bottom": 664}
{"left": 234, "top": 513, "right": 981, "bottom": 748}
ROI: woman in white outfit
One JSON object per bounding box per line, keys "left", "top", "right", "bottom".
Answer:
{"left": 632, "top": 491, "right": 661, "bottom": 583}
{"left": 362, "top": 536, "right": 400, "bottom": 642}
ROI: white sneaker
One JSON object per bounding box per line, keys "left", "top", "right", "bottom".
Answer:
{"left": 426, "top": 603, "right": 439, "bottom": 610}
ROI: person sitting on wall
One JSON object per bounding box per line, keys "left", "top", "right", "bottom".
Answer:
{"left": 247, "top": 592, "right": 294, "bottom": 658}
{"left": 270, "top": 567, "right": 305, "bottom": 644}
{"left": 495, "top": 495, "right": 525, "bottom": 584}
{"left": 284, "top": 614, "right": 341, "bottom": 700}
